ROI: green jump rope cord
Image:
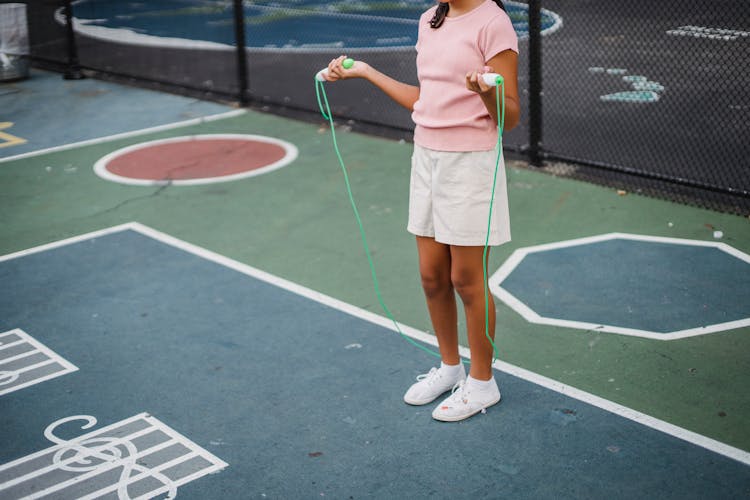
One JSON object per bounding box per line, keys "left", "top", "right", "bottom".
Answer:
{"left": 315, "top": 76, "right": 505, "bottom": 366}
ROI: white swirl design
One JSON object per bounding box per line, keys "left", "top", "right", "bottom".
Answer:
{"left": 44, "top": 415, "right": 178, "bottom": 499}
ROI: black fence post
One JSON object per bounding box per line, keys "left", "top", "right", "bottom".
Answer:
{"left": 233, "top": 0, "right": 249, "bottom": 106}
{"left": 527, "top": 0, "right": 542, "bottom": 166}
{"left": 62, "top": 0, "right": 84, "bottom": 80}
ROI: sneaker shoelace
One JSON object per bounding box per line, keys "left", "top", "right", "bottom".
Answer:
{"left": 445, "top": 380, "right": 470, "bottom": 405}
{"left": 415, "top": 367, "right": 440, "bottom": 386}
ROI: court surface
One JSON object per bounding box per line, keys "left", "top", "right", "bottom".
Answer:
{"left": 1, "top": 70, "right": 749, "bottom": 498}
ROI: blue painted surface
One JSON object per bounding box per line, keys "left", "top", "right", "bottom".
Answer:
{"left": 0, "top": 230, "right": 748, "bottom": 498}
{"left": 0, "top": 69, "right": 230, "bottom": 158}
{"left": 500, "top": 239, "right": 750, "bottom": 333}
{"left": 68, "top": 0, "right": 558, "bottom": 49}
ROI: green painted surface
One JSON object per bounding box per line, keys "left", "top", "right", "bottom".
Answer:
{"left": 1, "top": 109, "right": 749, "bottom": 454}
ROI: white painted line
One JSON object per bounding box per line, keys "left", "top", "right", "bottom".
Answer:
{"left": 489, "top": 233, "right": 750, "bottom": 340}
{"left": 2, "top": 225, "right": 749, "bottom": 466}
{"left": 0, "top": 339, "right": 25, "bottom": 351}
{"left": 0, "top": 413, "right": 147, "bottom": 472}
{"left": 0, "top": 413, "right": 227, "bottom": 499}
{"left": 3, "top": 358, "right": 56, "bottom": 375}
{"left": 78, "top": 452, "right": 201, "bottom": 500}
{"left": 0, "top": 109, "right": 247, "bottom": 164}
{"left": 0, "top": 223, "right": 136, "bottom": 263}
{"left": 491, "top": 358, "right": 750, "bottom": 465}
{"left": 0, "top": 329, "right": 78, "bottom": 396}
{"left": 19, "top": 439, "right": 183, "bottom": 500}
{"left": 0, "top": 421, "right": 162, "bottom": 488}
{"left": 0, "top": 349, "right": 38, "bottom": 365}
{"left": 93, "top": 134, "right": 299, "bottom": 186}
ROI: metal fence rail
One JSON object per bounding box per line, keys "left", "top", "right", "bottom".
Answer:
{"left": 6, "top": 0, "right": 749, "bottom": 214}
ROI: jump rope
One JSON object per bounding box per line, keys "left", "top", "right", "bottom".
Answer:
{"left": 315, "top": 58, "right": 506, "bottom": 366}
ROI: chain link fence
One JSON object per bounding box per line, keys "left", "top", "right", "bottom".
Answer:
{"left": 7, "top": 0, "right": 750, "bottom": 215}
{"left": 538, "top": 0, "right": 750, "bottom": 214}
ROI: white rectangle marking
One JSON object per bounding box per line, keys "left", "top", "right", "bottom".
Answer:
{"left": 0, "top": 329, "right": 78, "bottom": 396}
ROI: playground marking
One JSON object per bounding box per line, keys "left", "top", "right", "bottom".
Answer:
{"left": 2, "top": 223, "right": 748, "bottom": 466}
{"left": 0, "top": 413, "right": 227, "bottom": 499}
{"left": 0, "top": 122, "right": 27, "bottom": 149}
{"left": 93, "top": 134, "right": 298, "bottom": 186}
{"left": 489, "top": 233, "right": 750, "bottom": 340}
{"left": 589, "top": 69, "right": 666, "bottom": 103}
{"left": 0, "top": 329, "right": 78, "bottom": 396}
{"left": 0, "top": 109, "right": 246, "bottom": 164}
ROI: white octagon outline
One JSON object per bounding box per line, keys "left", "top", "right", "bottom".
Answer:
{"left": 489, "top": 233, "right": 750, "bottom": 340}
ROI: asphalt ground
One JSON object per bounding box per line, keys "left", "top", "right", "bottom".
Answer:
{"left": 1, "top": 69, "right": 749, "bottom": 497}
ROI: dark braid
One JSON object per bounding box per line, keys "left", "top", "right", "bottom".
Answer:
{"left": 430, "top": 0, "right": 505, "bottom": 29}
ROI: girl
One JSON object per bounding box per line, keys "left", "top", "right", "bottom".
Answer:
{"left": 324, "top": 0, "right": 520, "bottom": 422}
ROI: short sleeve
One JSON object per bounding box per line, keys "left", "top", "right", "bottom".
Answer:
{"left": 415, "top": 7, "right": 434, "bottom": 52}
{"left": 479, "top": 11, "right": 518, "bottom": 61}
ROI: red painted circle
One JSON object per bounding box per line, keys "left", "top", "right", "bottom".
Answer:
{"left": 105, "top": 138, "right": 288, "bottom": 181}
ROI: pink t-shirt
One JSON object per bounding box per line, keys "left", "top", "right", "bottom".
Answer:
{"left": 412, "top": 1, "right": 518, "bottom": 152}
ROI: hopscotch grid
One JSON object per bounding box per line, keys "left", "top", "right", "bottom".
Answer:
{"left": 0, "top": 413, "right": 150, "bottom": 473}
{"left": 0, "top": 372, "right": 76, "bottom": 398}
{"left": 23, "top": 440, "right": 187, "bottom": 500}
{"left": 6, "top": 358, "right": 57, "bottom": 375}
{"left": 0, "top": 423, "right": 164, "bottom": 491}
{"left": 77, "top": 451, "right": 200, "bottom": 500}
{"left": 0, "top": 339, "right": 26, "bottom": 351}
{"left": 0, "top": 413, "right": 227, "bottom": 498}
{"left": 130, "top": 463, "right": 227, "bottom": 500}
{"left": 0, "top": 350, "right": 39, "bottom": 366}
{"left": 1, "top": 224, "right": 748, "bottom": 466}
{"left": 0, "top": 329, "right": 78, "bottom": 396}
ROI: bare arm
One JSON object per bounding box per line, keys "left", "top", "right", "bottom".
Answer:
{"left": 465, "top": 49, "right": 520, "bottom": 131}
{"left": 324, "top": 55, "right": 420, "bottom": 112}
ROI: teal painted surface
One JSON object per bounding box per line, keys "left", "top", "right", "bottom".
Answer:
{"left": 0, "top": 69, "right": 230, "bottom": 158}
{"left": 500, "top": 239, "right": 750, "bottom": 333}
{"left": 1, "top": 230, "right": 748, "bottom": 498}
{"left": 1, "top": 74, "right": 748, "bottom": 455}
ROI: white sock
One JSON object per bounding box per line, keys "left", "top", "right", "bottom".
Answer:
{"left": 466, "top": 375, "right": 495, "bottom": 391}
{"left": 440, "top": 361, "right": 462, "bottom": 377}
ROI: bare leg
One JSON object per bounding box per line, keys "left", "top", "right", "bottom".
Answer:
{"left": 415, "top": 236, "right": 460, "bottom": 365}
{"left": 450, "top": 245, "right": 496, "bottom": 380}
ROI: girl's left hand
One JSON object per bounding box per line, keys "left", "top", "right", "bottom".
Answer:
{"left": 466, "top": 65, "right": 494, "bottom": 94}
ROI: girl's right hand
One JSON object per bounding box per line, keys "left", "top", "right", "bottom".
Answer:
{"left": 324, "top": 55, "right": 369, "bottom": 81}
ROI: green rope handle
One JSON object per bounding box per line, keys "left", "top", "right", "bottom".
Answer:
{"left": 315, "top": 76, "right": 506, "bottom": 366}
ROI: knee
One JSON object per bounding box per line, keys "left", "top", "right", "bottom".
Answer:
{"left": 451, "top": 269, "right": 483, "bottom": 303}
{"left": 420, "top": 269, "right": 452, "bottom": 299}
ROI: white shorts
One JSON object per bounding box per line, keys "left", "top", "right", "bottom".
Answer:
{"left": 407, "top": 144, "right": 511, "bottom": 247}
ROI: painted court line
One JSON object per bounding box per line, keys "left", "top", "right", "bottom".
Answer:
{"left": 0, "top": 413, "right": 227, "bottom": 499}
{"left": 0, "top": 109, "right": 246, "bottom": 164}
{"left": 3, "top": 223, "right": 749, "bottom": 467}
{"left": 0, "top": 329, "right": 78, "bottom": 396}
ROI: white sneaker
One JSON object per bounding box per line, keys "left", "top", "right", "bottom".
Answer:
{"left": 403, "top": 365, "right": 466, "bottom": 406}
{"left": 431, "top": 378, "right": 501, "bottom": 422}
